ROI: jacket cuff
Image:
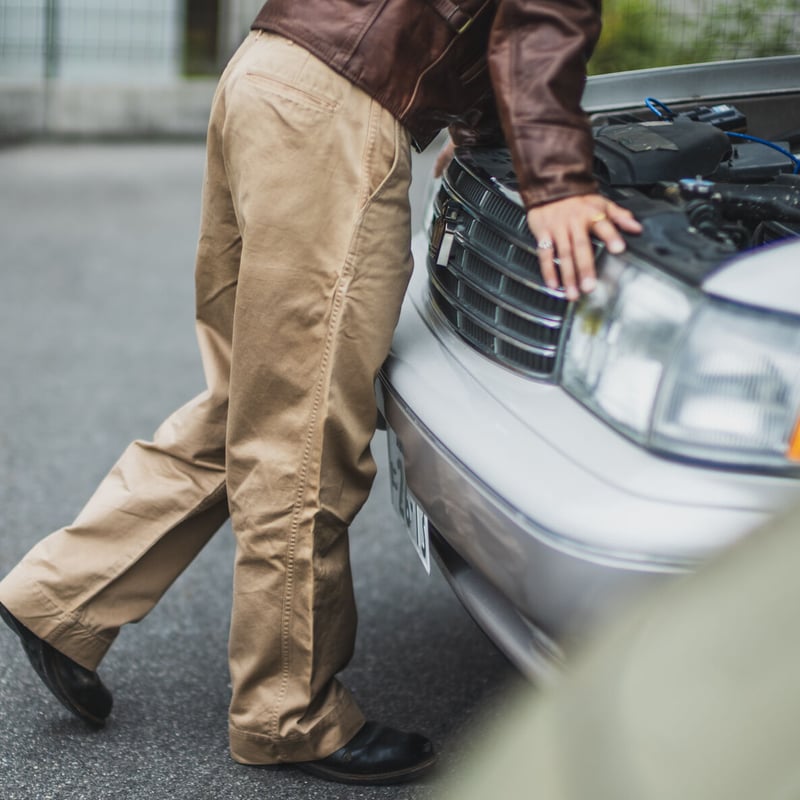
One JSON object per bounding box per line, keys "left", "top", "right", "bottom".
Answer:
{"left": 510, "top": 123, "right": 598, "bottom": 208}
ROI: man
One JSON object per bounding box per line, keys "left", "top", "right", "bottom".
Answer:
{"left": 0, "top": 0, "right": 640, "bottom": 787}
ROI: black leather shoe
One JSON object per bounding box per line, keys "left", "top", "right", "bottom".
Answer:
{"left": 0, "top": 603, "right": 112, "bottom": 727}
{"left": 297, "top": 721, "right": 436, "bottom": 785}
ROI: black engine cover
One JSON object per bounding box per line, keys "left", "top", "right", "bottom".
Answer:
{"left": 593, "top": 117, "right": 731, "bottom": 186}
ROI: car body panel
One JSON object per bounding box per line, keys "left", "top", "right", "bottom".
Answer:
{"left": 582, "top": 56, "right": 800, "bottom": 116}
{"left": 704, "top": 239, "right": 800, "bottom": 316}
{"left": 377, "top": 57, "right": 800, "bottom": 679}
{"left": 378, "top": 234, "right": 800, "bottom": 671}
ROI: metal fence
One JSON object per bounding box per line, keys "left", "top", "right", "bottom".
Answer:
{"left": 0, "top": 0, "right": 184, "bottom": 81}
{"left": 593, "top": 0, "right": 800, "bottom": 72}
{"left": 0, "top": 0, "right": 798, "bottom": 82}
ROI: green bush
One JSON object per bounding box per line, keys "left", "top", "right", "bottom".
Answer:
{"left": 590, "top": 0, "right": 800, "bottom": 74}
{"left": 696, "top": 0, "right": 800, "bottom": 59}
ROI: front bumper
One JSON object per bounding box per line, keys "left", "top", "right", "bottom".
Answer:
{"left": 376, "top": 231, "right": 800, "bottom": 679}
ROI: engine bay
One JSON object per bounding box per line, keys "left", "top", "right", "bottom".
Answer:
{"left": 592, "top": 101, "right": 800, "bottom": 254}
{"left": 427, "top": 65, "right": 800, "bottom": 379}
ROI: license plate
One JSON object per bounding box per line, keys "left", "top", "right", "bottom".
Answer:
{"left": 387, "top": 427, "right": 431, "bottom": 574}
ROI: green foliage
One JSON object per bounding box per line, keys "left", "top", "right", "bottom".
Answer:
{"left": 589, "top": 0, "right": 691, "bottom": 73}
{"left": 695, "top": 0, "right": 800, "bottom": 59}
{"left": 590, "top": 0, "right": 800, "bottom": 74}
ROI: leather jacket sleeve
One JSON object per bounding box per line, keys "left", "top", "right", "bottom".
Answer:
{"left": 455, "top": 0, "right": 602, "bottom": 209}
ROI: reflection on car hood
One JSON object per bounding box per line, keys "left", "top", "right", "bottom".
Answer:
{"left": 703, "top": 238, "right": 800, "bottom": 316}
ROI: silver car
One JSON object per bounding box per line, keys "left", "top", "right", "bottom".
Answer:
{"left": 376, "top": 56, "right": 800, "bottom": 681}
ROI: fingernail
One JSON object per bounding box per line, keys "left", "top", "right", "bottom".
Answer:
{"left": 609, "top": 240, "right": 626, "bottom": 254}
{"left": 580, "top": 277, "right": 597, "bottom": 293}
{"left": 566, "top": 286, "right": 579, "bottom": 301}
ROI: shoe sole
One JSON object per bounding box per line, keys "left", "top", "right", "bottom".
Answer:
{"left": 0, "top": 604, "right": 107, "bottom": 728}
{"left": 296, "top": 754, "right": 437, "bottom": 786}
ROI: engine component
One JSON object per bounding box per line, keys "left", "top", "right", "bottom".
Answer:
{"left": 593, "top": 117, "right": 730, "bottom": 186}
{"left": 679, "top": 103, "right": 747, "bottom": 132}
{"left": 711, "top": 140, "right": 796, "bottom": 182}
{"left": 679, "top": 179, "right": 800, "bottom": 224}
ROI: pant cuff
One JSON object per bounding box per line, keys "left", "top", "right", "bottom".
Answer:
{"left": 0, "top": 569, "right": 114, "bottom": 670}
{"left": 229, "top": 704, "right": 366, "bottom": 764}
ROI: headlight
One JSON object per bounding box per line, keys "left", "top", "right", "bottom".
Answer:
{"left": 562, "top": 253, "right": 800, "bottom": 471}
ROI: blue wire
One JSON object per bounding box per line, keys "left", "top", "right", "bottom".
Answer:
{"left": 644, "top": 97, "right": 675, "bottom": 119}
{"left": 725, "top": 131, "right": 800, "bottom": 175}
{"left": 643, "top": 96, "right": 800, "bottom": 175}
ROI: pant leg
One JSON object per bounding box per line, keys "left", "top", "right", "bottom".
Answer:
{"left": 0, "top": 30, "right": 414, "bottom": 764}
{"left": 214, "top": 34, "right": 413, "bottom": 763}
{"left": 0, "top": 36, "right": 257, "bottom": 671}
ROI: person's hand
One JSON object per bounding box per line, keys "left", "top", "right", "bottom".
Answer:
{"left": 434, "top": 139, "right": 455, "bottom": 178}
{"left": 526, "top": 194, "right": 642, "bottom": 301}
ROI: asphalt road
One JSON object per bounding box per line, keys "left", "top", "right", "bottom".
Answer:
{"left": 0, "top": 142, "right": 522, "bottom": 800}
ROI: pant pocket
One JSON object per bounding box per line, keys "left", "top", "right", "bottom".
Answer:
{"left": 361, "top": 103, "right": 411, "bottom": 211}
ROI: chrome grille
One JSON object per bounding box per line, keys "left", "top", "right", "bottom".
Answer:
{"left": 452, "top": 165, "right": 527, "bottom": 233}
{"left": 428, "top": 154, "right": 570, "bottom": 380}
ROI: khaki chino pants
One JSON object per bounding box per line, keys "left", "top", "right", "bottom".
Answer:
{"left": 0, "top": 32, "right": 414, "bottom": 763}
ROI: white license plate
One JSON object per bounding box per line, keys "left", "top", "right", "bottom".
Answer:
{"left": 387, "top": 427, "right": 431, "bottom": 574}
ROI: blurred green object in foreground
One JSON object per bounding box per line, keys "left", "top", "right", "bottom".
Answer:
{"left": 438, "top": 500, "right": 800, "bottom": 799}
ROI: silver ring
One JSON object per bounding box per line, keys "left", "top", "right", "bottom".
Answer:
{"left": 537, "top": 239, "right": 554, "bottom": 251}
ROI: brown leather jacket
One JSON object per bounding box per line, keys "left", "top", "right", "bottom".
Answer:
{"left": 252, "top": 0, "right": 602, "bottom": 208}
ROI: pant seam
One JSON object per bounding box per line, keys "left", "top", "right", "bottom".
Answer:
{"left": 363, "top": 112, "right": 406, "bottom": 209}
{"left": 271, "top": 266, "right": 352, "bottom": 739}
{"left": 358, "top": 100, "right": 381, "bottom": 208}
{"left": 269, "top": 109, "right": 407, "bottom": 738}
{"left": 269, "top": 80, "right": 393, "bottom": 742}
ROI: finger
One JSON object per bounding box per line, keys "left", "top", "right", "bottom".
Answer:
{"left": 570, "top": 224, "right": 597, "bottom": 293}
{"left": 607, "top": 203, "right": 643, "bottom": 233}
{"left": 590, "top": 214, "right": 628, "bottom": 255}
{"left": 536, "top": 235, "right": 559, "bottom": 290}
{"left": 554, "top": 233, "right": 579, "bottom": 300}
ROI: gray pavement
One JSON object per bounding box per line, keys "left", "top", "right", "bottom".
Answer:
{"left": 0, "top": 143, "right": 522, "bottom": 799}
